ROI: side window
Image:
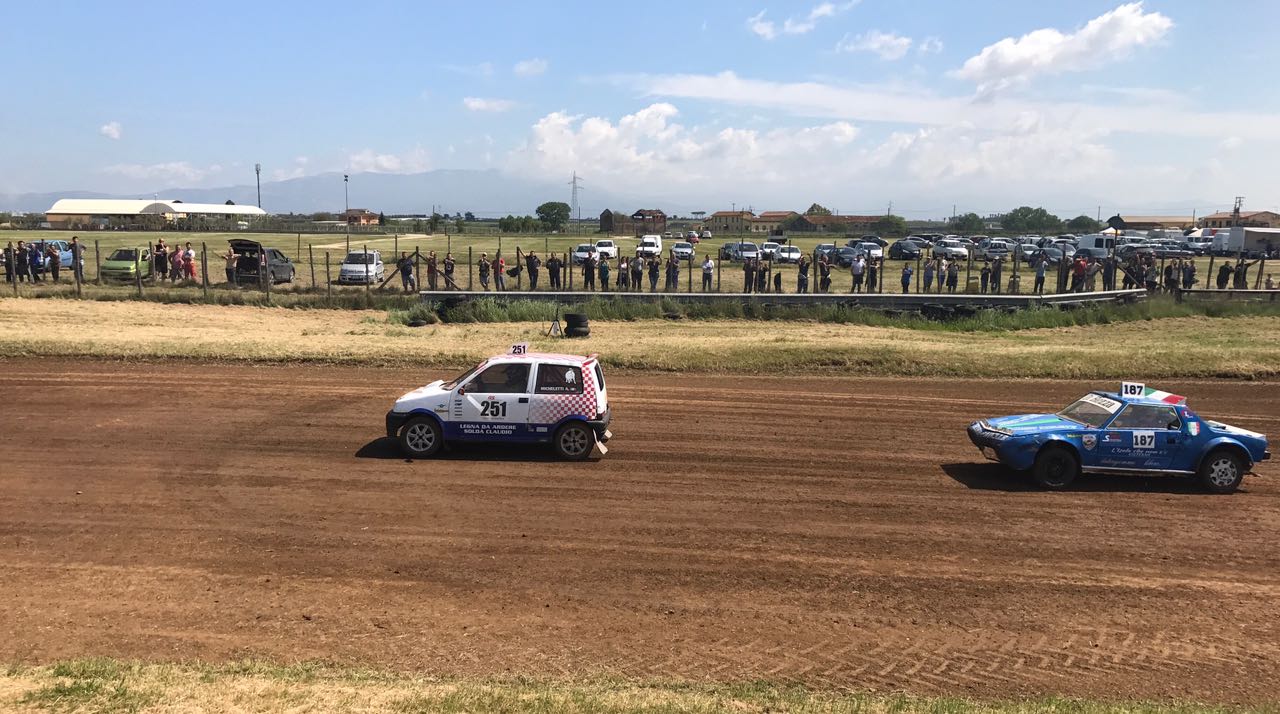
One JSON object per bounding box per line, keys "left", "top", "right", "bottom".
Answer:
{"left": 536, "top": 365, "right": 584, "bottom": 395}
{"left": 1110, "top": 405, "right": 1179, "bottom": 430}
{"left": 469, "top": 363, "right": 530, "bottom": 394}
{"left": 593, "top": 363, "right": 605, "bottom": 391}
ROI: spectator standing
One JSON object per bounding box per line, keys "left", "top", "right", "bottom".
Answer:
{"left": 755, "top": 259, "right": 767, "bottom": 293}
{"left": 426, "top": 251, "right": 439, "bottom": 291}
{"left": 618, "top": 257, "right": 630, "bottom": 291}
{"left": 666, "top": 254, "right": 680, "bottom": 291}
{"left": 1163, "top": 261, "right": 1177, "bottom": 292}
{"left": 223, "top": 247, "right": 238, "bottom": 285}
{"left": 922, "top": 258, "right": 935, "bottom": 293}
{"left": 1102, "top": 256, "right": 1117, "bottom": 291}
{"left": 980, "top": 261, "right": 991, "bottom": 294}
{"left": 630, "top": 255, "right": 643, "bottom": 292}
{"left": 946, "top": 259, "right": 959, "bottom": 294}
{"left": 1266, "top": 274, "right": 1275, "bottom": 290}
{"left": 598, "top": 256, "right": 611, "bottom": 291}
{"left": 647, "top": 256, "right": 660, "bottom": 292}
{"left": 183, "top": 242, "right": 197, "bottom": 281}
{"left": 818, "top": 255, "right": 831, "bottom": 293}
{"left": 494, "top": 255, "right": 507, "bottom": 291}
{"left": 478, "top": 253, "right": 492, "bottom": 291}
{"left": 773, "top": 270, "right": 782, "bottom": 293}
{"left": 867, "top": 258, "right": 880, "bottom": 293}
{"left": 1234, "top": 258, "right": 1260, "bottom": 289}
{"left": 900, "top": 263, "right": 913, "bottom": 293}
{"left": 701, "top": 255, "right": 714, "bottom": 292}
{"left": 1070, "top": 256, "right": 1087, "bottom": 292}
{"left": 1181, "top": 260, "right": 1196, "bottom": 290}
{"left": 14, "top": 241, "right": 31, "bottom": 282}
{"left": 155, "top": 239, "right": 169, "bottom": 281}
{"left": 69, "top": 236, "right": 84, "bottom": 283}
{"left": 525, "top": 251, "right": 540, "bottom": 290}
{"left": 443, "top": 253, "right": 456, "bottom": 289}
{"left": 1086, "top": 259, "right": 1101, "bottom": 292}
{"left": 2, "top": 241, "right": 12, "bottom": 284}
{"left": 991, "top": 258, "right": 1003, "bottom": 294}
{"left": 1033, "top": 259, "right": 1046, "bottom": 295}
{"left": 47, "top": 243, "right": 61, "bottom": 283}
{"left": 398, "top": 252, "right": 417, "bottom": 293}
{"left": 27, "top": 242, "right": 43, "bottom": 282}
{"left": 581, "top": 254, "right": 595, "bottom": 291}
{"left": 547, "top": 253, "right": 562, "bottom": 289}
{"left": 1216, "top": 262, "right": 1232, "bottom": 289}
{"left": 851, "top": 255, "right": 865, "bottom": 293}
{"left": 797, "top": 255, "right": 810, "bottom": 293}
{"left": 169, "top": 247, "right": 183, "bottom": 282}
{"left": 742, "top": 256, "right": 754, "bottom": 293}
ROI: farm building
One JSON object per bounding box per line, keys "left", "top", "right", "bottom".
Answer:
{"left": 788, "top": 214, "right": 881, "bottom": 233}
{"left": 599, "top": 208, "right": 667, "bottom": 236}
{"left": 749, "top": 211, "right": 799, "bottom": 234}
{"left": 1199, "top": 210, "right": 1280, "bottom": 229}
{"left": 1116, "top": 215, "right": 1196, "bottom": 231}
{"left": 45, "top": 198, "right": 267, "bottom": 230}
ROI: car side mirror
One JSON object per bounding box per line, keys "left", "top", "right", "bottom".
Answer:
{"left": 457, "top": 386, "right": 466, "bottom": 396}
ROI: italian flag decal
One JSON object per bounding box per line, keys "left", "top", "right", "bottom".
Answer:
{"left": 1142, "top": 387, "right": 1186, "bottom": 405}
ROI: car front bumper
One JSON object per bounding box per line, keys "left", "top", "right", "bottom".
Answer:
{"left": 967, "top": 421, "right": 1013, "bottom": 464}
{"left": 386, "top": 410, "right": 413, "bottom": 439}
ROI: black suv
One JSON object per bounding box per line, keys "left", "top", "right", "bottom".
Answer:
{"left": 229, "top": 239, "right": 296, "bottom": 285}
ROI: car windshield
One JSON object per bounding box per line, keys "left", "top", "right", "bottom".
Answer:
{"left": 107, "top": 249, "right": 137, "bottom": 261}
{"left": 575, "top": 244, "right": 593, "bottom": 252}
{"left": 344, "top": 253, "right": 376, "bottom": 264}
{"left": 442, "top": 362, "right": 483, "bottom": 390}
{"left": 675, "top": 243, "right": 692, "bottom": 250}
{"left": 1057, "top": 393, "right": 1122, "bottom": 428}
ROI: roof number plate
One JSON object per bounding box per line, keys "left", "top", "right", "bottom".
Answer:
{"left": 1121, "top": 382, "right": 1146, "bottom": 398}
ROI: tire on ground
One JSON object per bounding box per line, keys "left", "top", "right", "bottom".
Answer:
{"left": 1032, "top": 444, "right": 1078, "bottom": 490}
{"left": 553, "top": 421, "right": 595, "bottom": 461}
{"left": 399, "top": 417, "right": 443, "bottom": 458}
{"left": 1198, "top": 448, "right": 1245, "bottom": 494}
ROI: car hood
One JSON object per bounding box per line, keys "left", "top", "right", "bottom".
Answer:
{"left": 985, "top": 413, "right": 1081, "bottom": 434}
{"left": 101, "top": 260, "right": 140, "bottom": 269}
{"left": 394, "top": 380, "right": 449, "bottom": 411}
{"left": 1206, "top": 420, "right": 1266, "bottom": 443}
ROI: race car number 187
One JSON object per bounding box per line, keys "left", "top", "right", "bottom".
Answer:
{"left": 1132, "top": 431, "right": 1156, "bottom": 449}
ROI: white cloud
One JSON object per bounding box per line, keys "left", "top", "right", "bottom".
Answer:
{"left": 748, "top": 2, "right": 857, "bottom": 39}
{"left": 346, "top": 147, "right": 430, "bottom": 174}
{"left": 513, "top": 58, "right": 548, "bottom": 77}
{"left": 953, "top": 2, "right": 1173, "bottom": 95}
{"left": 1220, "top": 136, "right": 1243, "bottom": 151}
{"left": 271, "top": 156, "right": 310, "bottom": 181}
{"left": 99, "top": 121, "right": 122, "bottom": 140}
{"left": 103, "top": 161, "right": 222, "bottom": 183}
{"left": 837, "top": 31, "right": 913, "bottom": 60}
{"left": 917, "top": 37, "right": 943, "bottom": 55}
{"left": 463, "top": 97, "right": 516, "bottom": 113}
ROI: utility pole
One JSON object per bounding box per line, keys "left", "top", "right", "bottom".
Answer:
{"left": 887, "top": 201, "right": 893, "bottom": 216}
{"left": 343, "top": 174, "right": 350, "bottom": 253}
{"left": 1232, "top": 196, "right": 1244, "bottom": 226}
{"left": 1096, "top": 205, "right": 1101, "bottom": 222}
{"left": 568, "top": 172, "right": 584, "bottom": 235}
{"left": 255, "top": 163, "right": 262, "bottom": 208}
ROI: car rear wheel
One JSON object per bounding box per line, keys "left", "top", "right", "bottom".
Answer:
{"left": 553, "top": 422, "right": 594, "bottom": 461}
{"left": 1199, "top": 450, "right": 1244, "bottom": 494}
{"left": 1032, "top": 445, "right": 1078, "bottom": 490}
{"left": 400, "top": 417, "right": 443, "bottom": 458}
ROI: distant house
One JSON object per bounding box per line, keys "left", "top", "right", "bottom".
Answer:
{"left": 709, "top": 210, "right": 754, "bottom": 234}
{"left": 599, "top": 208, "right": 666, "bottom": 236}
{"left": 343, "top": 208, "right": 380, "bottom": 226}
{"left": 789, "top": 214, "right": 880, "bottom": 233}
{"left": 1199, "top": 210, "right": 1280, "bottom": 229}
{"left": 749, "top": 211, "right": 799, "bottom": 235}
{"left": 1118, "top": 215, "right": 1196, "bottom": 231}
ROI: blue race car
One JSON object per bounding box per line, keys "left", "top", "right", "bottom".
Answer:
{"left": 967, "top": 383, "right": 1270, "bottom": 493}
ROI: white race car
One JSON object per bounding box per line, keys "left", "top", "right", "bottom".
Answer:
{"left": 386, "top": 345, "right": 612, "bottom": 460}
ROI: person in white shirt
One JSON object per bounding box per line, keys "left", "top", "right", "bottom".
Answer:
{"left": 701, "top": 255, "right": 714, "bottom": 291}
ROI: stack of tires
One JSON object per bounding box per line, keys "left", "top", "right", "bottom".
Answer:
{"left": 564, "top": 313, "right": 590, "bottom": 338}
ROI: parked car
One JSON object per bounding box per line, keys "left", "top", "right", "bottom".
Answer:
{"left": 636, "top": 235, "right": 663, "bottom": 258}
{"left": 594, "top": 240, "right": 618, "bottom": 259}
{"left": 686, "top": 231, "right": 701, "bottom": 243}
{"left": 571, "top": 243, "right": 597, "bottom": 265}
{"left": 815, "top": 243, "right": 839, "bottom": 261}
{"left": 1117, "top": 243, "right": 1155, "bottom": 260}
{"left": 671, "top": 242, "right": 695, "bottom": 260}
{"left": 337, "top": 250, "right": 386, "bottom": 285}
{"left": 700, "top": 230, "right": 713, "bottom": 240}
{"left": 1072, "top": 247, "right": 1110, "bottom": 262}
{"left": 230, "top": 239, "right": 295, "bottom": 284}
{"left": 719, "top": 243, "right": 739, "bottom": 261}
{"left": 1024, "top": 246, "right": 1066, "bottom": 265}
{"left": 1179, "top": 241, "right": 1210, "bottom": 256}
{"left": 776, "top": 246, "right": 802, "bottom": 263}
{"left": 662, "top": 232, "right": 674, "bottom": 240}
{"left": 932, "top": 239, "right": 969, "bottom": 260}
{"left": 760, "top": 242, "right": 781, "bottom": 260}
{"left": 736, "top": 241, "right": 760, "bottom": 261}
{"left": 99, "top": 247, "right": 151, "bottom": 281}
{"left": 829, "top": 246, "right": 858, "bottom": 268}
{"left": 851, "top": 241, "right": 884, "bottom": 260}
{"left": 979, "top": 239, "right": 1014, "bottom": 260}
{"left": 889, "top": 240, "right": 923, "bottom": 260}
{"left": 859, "top": 234, "right": 889, "bottom": 247}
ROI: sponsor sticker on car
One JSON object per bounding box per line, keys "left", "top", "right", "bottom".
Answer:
{"left": 1080, "top": 393, "right": 1122, "bottom": 413}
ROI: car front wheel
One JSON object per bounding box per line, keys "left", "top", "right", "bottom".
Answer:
{"left": 554, "top": 422, "right": 594, "bottom": 461}
{"left": 400, "top": 417, "right": 443, "bottom": 458}
{"left": 1199, "top": 450, "right": 1244, "bottom": 494}
{"left": 1032, "top": 445, "right": 1078, "bottom": 490}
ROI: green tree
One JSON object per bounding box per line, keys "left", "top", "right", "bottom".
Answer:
{"left": 1066, "top": 215, "right": 1101, "bottom": 233}
{"left": 949, "top": 212, "right": 985, "bottom": 234}
{"left": 780, "top": 214, "right": 808, "bottom": 232}
{"left": 464, "top": 211, "right": 476, "bottom": 221}
{"left": 804, "top": 203, "right": 832, "bottom": 216}
{"left": 536, "top": 201, "right": 571, "bottom": 231}
{"left": 1002, "top": 206, "right": 1063, "bottom": 234}
{"left": 454, "top": 217, "right": 465, "bottom": 233}
{"left": 378, "top": 211, "right": 386, "bottom": 226}
{"left": 428, "top": 212, "right": 442, "bottom": 233}
{"left": 872, "top": 214, "right": 907, "bottom": 238}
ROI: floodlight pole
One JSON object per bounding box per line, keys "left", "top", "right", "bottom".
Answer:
{"left": 344, "top": 173, "right": 350, "bottom": 253}
{"left": 255, "top": 163, "right": 262, "bottom": 208}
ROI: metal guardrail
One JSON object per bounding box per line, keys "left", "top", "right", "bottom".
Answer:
{"left": 1176, "top": 289, "right": 1280, "bottom": 302}
{"left": 418, "top": 288, "right": 1148, "bottom": 312}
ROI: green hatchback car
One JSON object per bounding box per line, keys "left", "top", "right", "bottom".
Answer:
{"left": 99, "top": 248, "right": 151, "bottom": 281}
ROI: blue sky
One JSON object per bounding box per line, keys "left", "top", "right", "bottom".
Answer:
{"left": 3, "top": 0, "right": 1278, "bottom": 217}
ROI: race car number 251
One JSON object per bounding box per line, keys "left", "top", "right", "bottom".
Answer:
{"left": 480, "top": 399, "right": 508, "bottom": 418}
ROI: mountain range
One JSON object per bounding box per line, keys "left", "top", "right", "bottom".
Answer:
{"left": 0, "top": 170, "right": 695, "bottom": 218}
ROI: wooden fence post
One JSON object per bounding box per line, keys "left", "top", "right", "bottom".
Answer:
{"left": 325, "top": 252, "right": 332, "bottom": 299}
{"left": 201, "top": 243, "right": 209, "bottom": 299}
{"left": 467, "top": 247, "right": 473, "bottom": 290}
{"left": 134, "top": 248, "right": 143, "bottom": 297}
{"left": 394, "top": 234, "right": 399, "bottom": 258}
{"left": 297, "top": 233, "right": 301, "bottom": 259}
{"left": 73, "top": 249, "right": 82, "bottom": 298}
{"left": 94, "top": 240, "right": 101, "bottom": 285}
{"left": 516, "top": 247, "right": 524, "bottom": 290}
{"left": 308, "top": 243, "right": 316, "bottom": 289}
{"left": 364, "top": 244, "right": 370, "bottom": 294}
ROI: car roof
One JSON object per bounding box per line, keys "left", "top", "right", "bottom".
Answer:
{"left": 488, "top": 351, "right": 598, "bottom": 366}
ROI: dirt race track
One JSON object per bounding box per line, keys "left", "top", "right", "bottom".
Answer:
{"left": 1, "top": 359, "right": 1278, "bottom": 705}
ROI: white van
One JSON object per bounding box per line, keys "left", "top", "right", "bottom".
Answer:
{"left": 1077, "top": 234, "right": 1116, "bottom": 251}
{"left": 637, "top": 234, "right": 662, "bottom": 258}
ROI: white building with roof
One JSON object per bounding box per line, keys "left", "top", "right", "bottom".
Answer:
{"left": 45, "top": 198, "right": 267, "bottom": 228}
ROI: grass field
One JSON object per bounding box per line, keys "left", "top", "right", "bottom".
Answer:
{"left": 0, "top": 659, "right": 1255, "bottom": 714}
{"left": 6, "top": 229, "right": 1261, "bottom": 297}
{"left": 3, "top": 298, "right": 1278, "bottom": 378}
